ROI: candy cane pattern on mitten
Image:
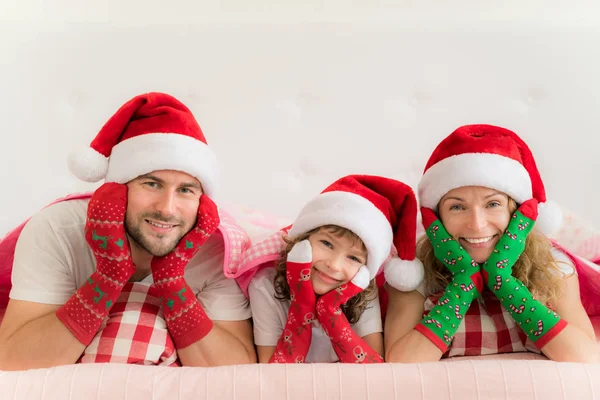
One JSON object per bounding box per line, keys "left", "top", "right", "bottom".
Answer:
{"left": 493, "top": 275, "right": 503, "bottom": 291}
{"left": 454, "top": 304, "right": 463, "bottom": 319}
{"left": 414, "top": 208, "right": 484, "bottom": 352}
{"left": 423, "top": 318, "right": 442, "bottom": 328}
{"left": 460, "top": 283, "right": 475, "bottom": 292}
{"left": 532, "top": 320, "right": 544, "bottom": 336}
{"left": 509, "top": 304, "right": 526, "bottom": 314}
{"left": 483, "top": 200, "right": 567, "bottom": 349}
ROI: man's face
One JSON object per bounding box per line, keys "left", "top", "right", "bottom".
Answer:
{"left": 125, "top": 170, "right": 203, "bottom": 257}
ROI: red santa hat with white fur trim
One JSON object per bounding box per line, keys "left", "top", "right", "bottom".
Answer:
{"left": 288, "top": 174, "right": 424, "bottom": 291}
{"left": 418, "top": 124, "right": 562, "bottom": 235}
{"left": 68, "top": 92, "right": 218, "bottom": 196}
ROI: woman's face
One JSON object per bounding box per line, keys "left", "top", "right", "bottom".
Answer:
{"left": 438, "top": 186, "right": 512, "bottom": 263}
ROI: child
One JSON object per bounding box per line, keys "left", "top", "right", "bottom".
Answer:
{"left": 247, "top": 174, "right": 424, "bottom": 363}
{"left": 385, "top": 124, "right": 600, "bottom": 363}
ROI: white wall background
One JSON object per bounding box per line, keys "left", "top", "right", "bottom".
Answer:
{"left": 1, "top": 1, "right": 600, "bottom": 237}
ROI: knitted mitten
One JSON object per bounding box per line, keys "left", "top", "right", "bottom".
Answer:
{"left": 483, "top": 199, "right": 567, "bottom": 348}
{"left": 56, "top": 183, "right": 136, "bottom": 345}
{"left": 150, "top": 195, "right": 220, "bottom": 348}
{"left": 413, "top": 207, "right": 484, "bottom": 352}
{"left": 270, "top": 240, "right": 316, "bottom": 363}
{"left": 316, "top": 267, "right": 383, "bottom": 363}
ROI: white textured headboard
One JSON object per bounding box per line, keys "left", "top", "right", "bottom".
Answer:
{"left": 2, "top": 2, "right": 600, "bottom": 237}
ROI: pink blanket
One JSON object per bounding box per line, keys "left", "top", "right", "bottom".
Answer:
{"left": 0, "top": 193, "right": 92, "bottom": 310}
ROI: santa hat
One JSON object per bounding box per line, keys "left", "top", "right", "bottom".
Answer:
{"left": 418, "top": 124, "right": 562, "bottom": 235}
{"left": 68, "top": 92, "right": 218, "bottom": 196}
{"left": 288, "top": 174, "right": 424, "bottom": 291}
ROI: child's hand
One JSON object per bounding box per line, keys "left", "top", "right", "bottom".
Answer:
{"left": 317, "top": 266, "right": 370, "bottom": 317}
{"left": 285, "top": 240, "right": 317, "bottom": 320}
{"left": 287, "top": 239, "right": 313, "bottom": 264}
{"left": 270, "top": 240, "right": 317, "bottom": 363}
{"left": 315, "top": 266, "right": 383, "bottom": 363}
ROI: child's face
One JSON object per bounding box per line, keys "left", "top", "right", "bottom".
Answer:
{"left": 307, "top": 227, "right": 368, "bottom": 295}
{"left": 438, "top": 185, "right": 511, "bottom": 263}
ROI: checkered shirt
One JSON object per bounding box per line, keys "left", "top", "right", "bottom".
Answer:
{"left": 79, "top": 282, "right": 179, "bottom": 366}
{"left": 424, "top": 290, "right": 539, "bottom": 358}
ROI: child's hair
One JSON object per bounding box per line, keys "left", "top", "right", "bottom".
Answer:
{"left": 419, "top": 198, "right": 570, "bottom": 307}
{"left": 273, "top": 225, "right": 377, "bottom": 324}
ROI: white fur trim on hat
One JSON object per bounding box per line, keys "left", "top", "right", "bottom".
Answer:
{"left": 104, "top": 133, "right": 219, "bottom": 196}
{"left": 384, "top": 257, "right": 424, "bottom": 291}
{"left": 68, "top": 146, "right": 109, "bottom": 183}
{"left": 418, "top": 153, "right": 533, "bottom": 210}
{"left": 536, "top": 200, "right": 563, "bottom": 236}
{"left": 288, "top": 191, "right": 392, "bottom": 278}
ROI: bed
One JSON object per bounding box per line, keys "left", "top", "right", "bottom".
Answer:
{"left": 1, "top": 1, "right": 600, "bottom": 398}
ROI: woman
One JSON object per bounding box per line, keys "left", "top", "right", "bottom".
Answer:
{"left": 384, "top": 124, "right": 599, "bottom": 363}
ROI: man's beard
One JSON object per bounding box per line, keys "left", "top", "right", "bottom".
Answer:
{"left": 125, "top": 212, "right": 188, "bottom": 257}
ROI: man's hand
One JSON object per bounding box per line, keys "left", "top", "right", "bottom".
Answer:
{"left": 150, "top": 194, "right": 220, "bottom": 348}
{"left": 56, "top": 183, "right": 136, "bottom": 345}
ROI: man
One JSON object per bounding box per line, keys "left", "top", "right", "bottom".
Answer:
{"left": 0, "top": 92, "right": 256, "bottom": 369}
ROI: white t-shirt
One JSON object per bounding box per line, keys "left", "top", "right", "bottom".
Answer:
{"left": 10, "top": 199, "right": 251, "bottom": 321}
{"left": 248, "top": 267, "right": 382, "bottom": 363}
{"left": 415, "top": 247, "right": 577, "bottom": 298}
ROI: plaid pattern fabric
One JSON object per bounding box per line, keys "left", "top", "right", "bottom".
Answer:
{"left": 237, "top": 230, "right": 287, "bottom": 273}
{"left": 218, "top": 209, "right": 252, "bottom": 276}
{"left": 80, "top": 282, "right": 179, "bottom": 366}
{"left": 225, "top": 229, "right": 288, "bottom": 296}
{"left": 424, "top": 290, "right": 538, "bottom": 358}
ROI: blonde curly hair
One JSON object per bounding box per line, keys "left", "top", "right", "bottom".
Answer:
{"left": 273, "top": 225, "right": 377, "bottom": 324}
{"left": 419, "top": 198, "right": 570, "bottom": 307}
